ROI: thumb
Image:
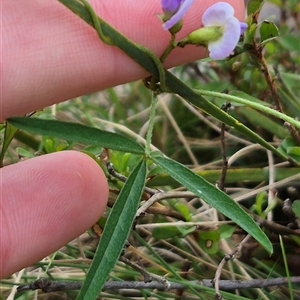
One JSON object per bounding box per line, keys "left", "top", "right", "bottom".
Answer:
{"left": 0, "top": 151, "right": 108, "bottom": 279}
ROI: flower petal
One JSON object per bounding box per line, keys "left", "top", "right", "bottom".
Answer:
{"left": 163, "top": 0, "right": 195, "bottom": 30}
{"left": 161, "top": 0, "right": 182, "bottom": 14}
{"left": 240, "top": 22, "right": 248, "bottom": 34}
{"left": 208, "top": 17, "right": 241, "bottom": 59}
{"left": 202, "top": 2, "right": 234, "bottom": 26}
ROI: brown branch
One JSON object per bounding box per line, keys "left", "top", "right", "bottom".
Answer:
{"left": 213, "top": 235, "right": 251, "bottom": 299}
{"left": 119, "top": 256, "right": 170, "bottom": 289}
{"left": 17, "top": 276, "right": 300, "bottom": 293}
{"left": 239, "top": 204, "right": 300, "bottom": 236}
{"left": 251, "top": 41, "right": 300, "bottom": 145}
{"left": 284, "top": 122, "right": 300, "bottom": 146}
{"left": 136, "top": 191, "right": 195, "bottom": 217}
{"left": 218, "top": 102, "right": 231, "bottom": 191}
{"left": 146, "top": 206, "right": 186, "bottom": 221}
{"left": 254, "top": 215, "right": 300, "bottom": 236}
{"left": 282, "top": 198, "right": 300, "bottom": 229}
{"left": 136, "top": 190, "right": 300, "bottom": 236}
{"left": 106, "top": 162, "right": 159, "bottom": 195}
{"left": 252, "top": 42, "right": 283, "bottom": 112}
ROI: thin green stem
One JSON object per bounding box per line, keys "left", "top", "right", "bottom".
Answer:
{"left": 145, "top": 94, "right": 158, "bottom": 156}
{"left": 81, "top": 0, "right": 114, "bottom": 45}
{"left": 195, "top": 89, "right": 300, "bottom": 130}
{"left": 160, "top": 34, "right": 176, "bottom": 63}
{"left": 142, "top": 47, "right": 167, "bottom": 92}
{"left": 81, "top": 0, "right": 167, "bottom": 92}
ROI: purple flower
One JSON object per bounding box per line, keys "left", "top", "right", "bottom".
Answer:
{"left": 161, "top": 0, "right": 195, "bottom": 30}
{"left": 201, "top": 2, "right": 247, "bottom": 59}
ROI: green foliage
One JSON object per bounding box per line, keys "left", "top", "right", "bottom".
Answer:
{"left": 16, "top": 147, "right": 35, "bottom": 159}
{"left": 278, "top": 137, "right": 300, "bottom": 162}
{"left": 251, "top": 192, "right": 277, "bottom": 219}
{"left": 292, "top": 201, "right": 300, "bottom": 219}
{"left": 152, "top": 224, "right": 196, "bottom": 239}
{"left": 0, "top": 122, "right": 18, "bottom": 166}
{"left": 173, "top": 202, "right": 193, "bottom": 221}
{"left": 247, "top": 0, "right": 265, "bottom": 15}
{"left": 150, "top": 150, "right": 272, "bottom": 254}
{"left": 77, "top": 159, "right": 146, "bottom": 300}
{"left": 259, "top": 21, "right": 279, "bottom": 45}
{"left": 198, "top": 231, "right": 220, "bottom": 255}
{"left": 8, "top": 117, "right": 145, "bottom": 154}
{"left": 1, "top": 0, "right": 300, "bottom": 299}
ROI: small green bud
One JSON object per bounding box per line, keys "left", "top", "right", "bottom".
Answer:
{"left": 187, "top": 26, "right": 223, "bottom": 46}
{"left": 168, "top": 20, "right": 183, "bottom": 34}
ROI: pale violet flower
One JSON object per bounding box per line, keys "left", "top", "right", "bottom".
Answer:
{"left": 161, "top": 0, "right": 195, "bottom": 30}
{"left": 201, "top": 2, "right": 247, "bottom": 59}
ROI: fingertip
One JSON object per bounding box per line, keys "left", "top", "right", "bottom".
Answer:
{"left": 1, "top": 151, "right": 108, "bottom": 278}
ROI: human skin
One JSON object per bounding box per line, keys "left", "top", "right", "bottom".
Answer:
{"left": 1, "top": 0, "right": 244, "bottom": 278}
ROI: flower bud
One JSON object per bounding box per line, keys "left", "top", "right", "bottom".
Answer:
{"left": 160, "top": 0, "right": 194, "bottom": 32}
{"left": 187, "top": 26, "right": 223, "bottom": 46}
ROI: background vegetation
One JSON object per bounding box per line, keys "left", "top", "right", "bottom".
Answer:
{"left": 1, "top": 0, "right": 299, "bottom": 299}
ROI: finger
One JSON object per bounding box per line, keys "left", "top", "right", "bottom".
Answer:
{"left": 2, "top": 0, "right": 244, "bottom": 120}
{"left": 0, "top": 151, "right": 108, "bottom": 279}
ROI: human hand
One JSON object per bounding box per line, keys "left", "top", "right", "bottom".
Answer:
{"left": 1, "top": 0, "right": 244, "bottom": 279}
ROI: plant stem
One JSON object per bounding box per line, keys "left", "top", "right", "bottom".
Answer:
{"left": 160, "top": 34, "right": 176, "bottom": 63}
{"left": 195, "top": 89, "right": 300, "bottom": 130}
{"left": 145, "top": 94, "right": 158, "bottom": 155}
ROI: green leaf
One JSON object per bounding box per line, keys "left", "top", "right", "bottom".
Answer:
{"left": 252, "top": 192, "right": 267, "bottom": 216}
{"left": 16, "top": 147, "right": 35, "bottom": 159}
{"left": 152, "top": 224, "right": 196, "bottom": 239}
{"left": 244, "top": 22, "right": 258, "bottom": 45}
{"left": 287, "top": 146, "right": 300, "bottom": 157}
{"left": 260, "top": 21, "right": 279, "bottom": 45}
{"left": 292, "top": 200, "right": 300, "bottom": 219}
{"left": 77, "top": 159, "right": 147, "bottom": 300}
{"left": 174, "top": 202, "right": 192, "bottom": 221}
{"left": 0, "top": 122, "right": 18, "bottom": 167}
{"left": 280, "top": 35, "right": 300, "bottom": 53}
{"left": 199, "top": 231, "right": 220, "bottom": 255}
{"left": 83, "top": 145, "right": 104, "bottom": 156}
{"left": 238, "top": 107, "right": 287, "bottom": 139}
{"left": 150, "top": 151, "right": 273, "bottom": 254}
{"left": 247, "top": 0, "right": 264, "bottom": 15}
{"left": 219, "top": 225, "right": 235, "bottom": 239}
{"left": 7, "top": 117, "right": 144, "bottom": 154}
{"left": 278, "top": 137, "right": 300, "bottom": 162}
{"left": 152, "top": 225, "right": 182, "bottom": 239}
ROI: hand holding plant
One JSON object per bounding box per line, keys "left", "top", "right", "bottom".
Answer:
{"left": 1, "top": 0, "right": 244, "bottom": 279}
{"left": 2, "top": 1, "right": 299, "bottom": 299}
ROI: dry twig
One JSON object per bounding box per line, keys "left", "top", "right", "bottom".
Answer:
{"left": 17, "top": 276, "right": 300, "bottom": 293}
{"left": 214, "top": 235, "right": 252, "bottom": 299}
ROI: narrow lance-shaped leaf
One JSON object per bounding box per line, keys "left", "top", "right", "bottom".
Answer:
{"left": 8, "top": 117, "right": 144, "bottom": 154}
{"left": 77, "top": 159, "right": 147, "bottom": 300}
{"left": 150, "top": 151, "right": 273, "bottom": 254}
